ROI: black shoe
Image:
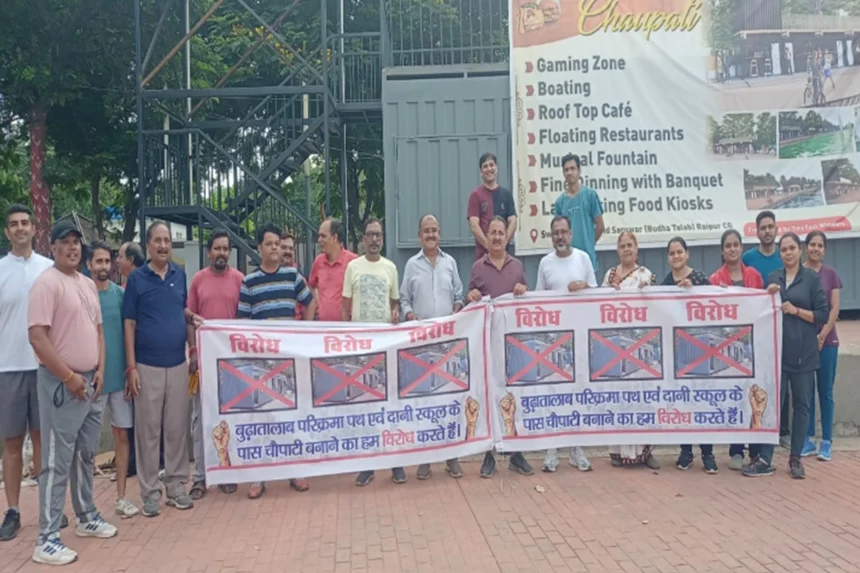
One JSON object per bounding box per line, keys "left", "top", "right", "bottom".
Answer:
{"left": 702, "top": 454, "right": 719, "bottom": 475}
{"left": 509, "top": 452, "right": 534, "bottom": 476}
{"left": 675, "top": 451, "right": 694, "bottom": 470}
{"left": 789, "top": 456, "right": 806, "bottom": 480}
{"left": 391, "top": 467, "right": 407, "bottom": 484}
{"left": 480, "top": 453, "right": 496, "bottom": 478}
{"left": 355, "top": 471, "right": 375, "bottom": 486}
{"left": 742, "top": 458, "right": 775, "bottom": 477}
{"left": 60, "top": 514, "right": 69, "bottom": 529}
{"left": 416, "top": 464, "right": 431, "bottom": 480}
{"left": 0, "top": 509, "right": 21, "bottom": 541}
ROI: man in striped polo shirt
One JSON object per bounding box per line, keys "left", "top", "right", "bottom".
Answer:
{"left": 237, "top": 224, "right": 317, "bottom": 498}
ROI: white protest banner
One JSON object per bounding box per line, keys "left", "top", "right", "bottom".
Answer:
{"left": 490, "top": 287, "right": 782, "bottom": 452}
{"left": 197, "top": 304, "right": 493, "bottom": 484}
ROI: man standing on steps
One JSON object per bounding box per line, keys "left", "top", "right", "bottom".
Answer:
{"left": 465, "top": 216, "right": 533, "bottom": 478}
{"left": 238, "top": 224, "right": 317, "bottom": 498}
{"left": 553, "top": 153, "right": 605, "bottom": 273}
{"left": 535, "top": 215, "right": 598, "bottom": 474}
{"left": 123, "top": 221, "right": 195, "bottom": 517}
{"left": 309, "top": 218, "right": 357, "bottom": 322}
{"left": 467, "top": 152, "right": 517, "bottom": 261}
{"left": 187, "top": 230, "right": 244, "bottom": 499}
{"left": 0, "top": 205, "right": 54, "bottom": 542}
{"left": 87, "top": 241, "right": 139, "bottom": 520}
{"left": 400, "top": 214, "right": 466, "bottom": 480}
{"left": 344, "top": 218, "right": 403, "bottom": 487}
{"left": 742, "top": 210, "right": 790, "bottom": 448}
{"left": 29, "top": 221, "right": 118, "bottom": 565}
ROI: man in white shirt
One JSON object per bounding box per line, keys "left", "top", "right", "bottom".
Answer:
{"left": 535, "top": 215, "right": 596, "bottom": 473}
{"left": 0, "top": 205, "right": 54, "bottom": 541}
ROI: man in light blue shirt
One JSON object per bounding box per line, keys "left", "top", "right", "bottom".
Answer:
{"left": 399, "top": 213, "right": 465, "bottom": 480}
{"left": 742, "top": 210, "right": 782, "bottom": 281}
{"left": 553, "top": 153, "right": 605, "bottom": 272}
{"left": 742, "top": 210, "right": 789, "bottom": 445}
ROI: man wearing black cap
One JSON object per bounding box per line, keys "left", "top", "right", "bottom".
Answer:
{"left": 28, "top": 221, "right": 118, "bottom": 565}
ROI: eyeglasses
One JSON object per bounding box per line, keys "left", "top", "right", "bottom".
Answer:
{"left": 364, "top": 232, "right": 383, "bottom": 239}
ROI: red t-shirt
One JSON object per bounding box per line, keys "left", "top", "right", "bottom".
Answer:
{"left": 309, "top": 249, "right": 358, "bottom": 322}
{"left": 466, "top": 184, "right": 516, "bottom": 260}
{"left": 188, "top": 266, "right": 245, "bottom": 319}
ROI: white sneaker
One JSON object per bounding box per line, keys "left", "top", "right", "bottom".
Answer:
{"left": 542, "top": 449, "right": 559, "bottom": 472}
{"left": 569, "top": 447, "right": 593, "bottom": 472}
{"left": 75, "top": 515, "right": 118, "bottom": 539}
{"left": 115, "top": 498, "right": 140, "bottom": 519}
{"left": 32, "top": 538, "right": 78, "bottom": 565}
{"left": 158, "top": 469, "right": 165, "bottom": 482}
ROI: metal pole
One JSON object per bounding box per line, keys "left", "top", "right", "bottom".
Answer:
{"left": 184, "top": 0, "right": 193, "bottom": 205}
{"left": 339, "top": 0, "right": 345, "bottom": 103}
{"left": 341, "top": 125, "right": 348, "bottom": 239}
{"left": 303, "top": 85, "right": 312, "bottom": 255}
{"left": 135, "top": 0, "right": 146, "bottom": 246}
{"left": 321, "top": 0, "right": 331, "bottom": 216}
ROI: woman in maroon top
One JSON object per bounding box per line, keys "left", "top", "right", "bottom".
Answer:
{"left": 801, "top": 231, "right": 842, "bottom": 461}
{"left": 661, "top": 237, "right": 718, "bottom": 474}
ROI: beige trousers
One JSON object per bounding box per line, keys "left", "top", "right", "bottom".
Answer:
{"left": 135, "top": 363, "right": 190, "bottom": 502}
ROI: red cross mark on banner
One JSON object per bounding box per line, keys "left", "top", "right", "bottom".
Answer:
{"left": 676, "top": 327, "right": 752, "bottom": 377}
{"left": 590, "top": 329, "right": 661, "bottom": 380}
{"left": 313, "top": 355, "right": 386, "bottom": 406}
{"left": 399, "top": 340, "right": 469, "bottom": 397}
{"left": 506, "top": 333, "right": 573, "bottom": 385}
{"left": 219, "top": 360, "right": 295, "bottom": 413}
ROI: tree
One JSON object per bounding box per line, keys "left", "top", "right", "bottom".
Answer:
{"left": 755, "top": 112, "right": 776, "bottom": 148}
{"left": 0, "top": 0, "right": 134, "bottom": 252}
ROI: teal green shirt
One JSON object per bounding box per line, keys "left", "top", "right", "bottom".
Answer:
{"left": 553, "top": 186, "right": 604, "bottom": 271}
{"left": 99, "top": 282, "right": 126, "bottom": 394}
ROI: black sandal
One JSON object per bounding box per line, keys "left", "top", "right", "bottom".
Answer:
{"left": 189, "top": 481, "right": 206, "bottom": 500}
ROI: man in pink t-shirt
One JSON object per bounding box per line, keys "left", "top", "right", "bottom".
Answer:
{"left": 186, "top": 230, "right": 244, "bottom": 498}
{"left": 28, "top": 221, "right": 117, "bottom": 565}
{"left": 309, "top": 218, "right": 357, "bottom": 322}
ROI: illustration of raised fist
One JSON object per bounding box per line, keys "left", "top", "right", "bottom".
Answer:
{"left": 464, "top": 397, "right": 480, "bottom": 440}
{"left": 499, "top": 392, "right": 518, "bottom": 437}
{"left": 211, "top": 421, "right": 232, "bottom": 467}
{"left": 749, "top": 384, "right": 768, "bottom": 430}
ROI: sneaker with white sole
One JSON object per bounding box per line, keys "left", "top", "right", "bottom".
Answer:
{"left": 76, "top": 515, "right": 118, "bottom": 539}
{"left": 729, "top": 454, "right": 744, "bottom": 471}
{"left": 115, "top": 498, "right": 140, "bottom": 519}
{"left": 33, "top": 538, "right": 78, "bottom": 565}
{"left": 542, "top": 449, "right": 559, "bottom": 472}
{"left": 569, "top": 447, "right": 592, "bottom": 472}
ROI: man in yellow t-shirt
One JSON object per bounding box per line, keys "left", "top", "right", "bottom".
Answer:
{"left": 341, "top": 218, "right": 401, "bottom": 486}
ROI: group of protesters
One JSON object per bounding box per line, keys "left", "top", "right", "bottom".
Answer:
{"left": 0, "top": 151, "right": 842, "bottom": 565}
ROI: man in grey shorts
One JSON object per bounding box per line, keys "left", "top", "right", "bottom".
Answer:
{"left": 0, "top": 204, "right": 54, "bottom": 541}
{"left": 87, "top": 241, "right": 139, "bottom": 519}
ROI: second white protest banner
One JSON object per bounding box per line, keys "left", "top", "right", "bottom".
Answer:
{"left": 490, "top": 287, "right": 782, "bottom": 452}
{"left": 197, "top": 304, "right": 493, "bottom": 484}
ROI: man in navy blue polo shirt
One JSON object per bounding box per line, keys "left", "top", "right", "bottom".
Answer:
{"left": 122, "top": 221, "right": 195, "bottom": 518}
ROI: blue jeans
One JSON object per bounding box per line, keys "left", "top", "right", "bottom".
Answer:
{"left": 807, "top": 346, "right": 838, "bottom": 442}
{"left": 759, "top": 370, "right": 814, "bottom": 464}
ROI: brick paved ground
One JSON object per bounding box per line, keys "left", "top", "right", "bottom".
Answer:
{"left": 4, "top": 447, "right": 860, "bottom": 573}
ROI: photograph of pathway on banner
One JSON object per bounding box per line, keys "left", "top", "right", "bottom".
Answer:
{"left": 197, "top": 307, "right": 493, "bottom": 485}
{"left": 492, "top": 288, "right": 781, "bottom": 452}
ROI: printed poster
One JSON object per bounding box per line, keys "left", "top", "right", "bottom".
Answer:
{"left": 510, "top": 0, "right": 860, "bottom": 253}
{"left": 196, "top": 305, "right": 493, "bottom": 484}
{"left": 491, "top": 287, "right": 782, "bottom": 451}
